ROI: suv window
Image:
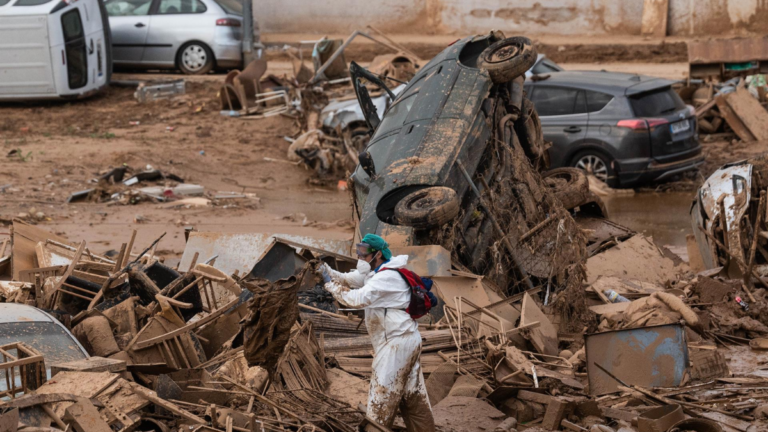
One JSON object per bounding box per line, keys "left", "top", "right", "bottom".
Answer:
{"left": 158, "top": 0, "right": 207, "bottom": 14}
{"left": 586, "top": 91, "right": 614, "bottom": 112}
{"left": 105, "top": 0, "right": 152, "bottom": 16}
{"left": 531, "top": 58, "right": 563, "bottom": 75}
{"left": 630, "top": 87, "right": 685, "bottom": 117}
{"left": 530, "top": 86, "right": 580, "bottom": 116}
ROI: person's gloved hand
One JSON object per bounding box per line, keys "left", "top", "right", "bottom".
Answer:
{"left": 317, "top": 263, "right": 331, "bottom": 284}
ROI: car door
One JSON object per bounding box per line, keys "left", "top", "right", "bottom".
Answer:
{"left": 529, "top": 85, "right": 588, "bottom": 168}
{"left": 143, "top": 0, "right": 210, "bottom": 67}
{"left": 104, "top": 0, "right": 152, "bottom": 64}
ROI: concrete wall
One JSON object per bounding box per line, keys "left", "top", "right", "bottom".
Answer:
{"left": 257, "top": 0, "right": 768, "bottom": 36}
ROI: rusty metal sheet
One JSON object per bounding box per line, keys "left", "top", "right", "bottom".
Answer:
{"left": 688, "top": 38, "right": 768, "bottom": 64}
{"left": 585, "top": 324, "right": 689, "bottom": 396}
{"left": 178, "top": 232, "right": 352, "bottom": 277}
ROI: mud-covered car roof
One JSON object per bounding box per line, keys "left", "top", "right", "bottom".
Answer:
{"left": 529, "top": 70, "right": 678, "bottom": 96}
{"left": 352, "top": 34, "right": 496, "bottom": 235}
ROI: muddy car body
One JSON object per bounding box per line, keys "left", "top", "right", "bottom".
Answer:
{"left": 350, "top": 32, "right": 585, "bottom": 294}
{"left": 691, "top": 159, "right": 766, "bottom": 277}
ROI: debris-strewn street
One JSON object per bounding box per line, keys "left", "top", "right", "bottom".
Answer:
{"left": 5, "top": 3, "right": 768, "bottom": 432}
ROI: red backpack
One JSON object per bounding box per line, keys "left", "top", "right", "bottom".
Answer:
{"left": 382, "top": 268, "right": 435, "bottom": 319}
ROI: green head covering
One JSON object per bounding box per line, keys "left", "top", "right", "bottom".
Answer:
{"left": 360, "top": 234, "right": 392, "bottom": 260}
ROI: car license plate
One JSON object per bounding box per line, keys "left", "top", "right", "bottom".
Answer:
{"left": 670, "top": 119, "right": 690, "bottom": 134}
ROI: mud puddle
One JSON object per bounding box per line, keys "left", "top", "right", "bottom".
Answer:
{"left": 603, "top": 192, "right": 694, "bottom": 259}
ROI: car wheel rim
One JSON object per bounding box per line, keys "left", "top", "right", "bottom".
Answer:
{"left": 576, "top": 155, "right": 608, "bottom": 182}
{"left": 490, "top": 44, "right": 520, "bottom": 63}
{"left": 183, "top": 45, "right": 207, "bottom": 72}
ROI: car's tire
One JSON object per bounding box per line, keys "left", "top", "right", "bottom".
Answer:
{"left": 178, "top": 42, "right": 214, "bottom": 75}
{"left": 394, "top": 187, "right": 460, "bottom": 229}
{"left": 570, "top": 150, "right": 615, "bottom": 186}
{"left": 478, "top": 37, "right": 537, "bottom": 84}
{"left": 543, "top": 167, "right": 590, "bottom": 210}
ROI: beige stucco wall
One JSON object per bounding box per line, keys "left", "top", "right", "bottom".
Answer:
{"left": 257, "top": 0, "right": 768, "bottom": 36}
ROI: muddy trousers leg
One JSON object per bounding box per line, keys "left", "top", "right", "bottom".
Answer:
{"left": 366, "top": 332, "right": 434, "bottom": 431}
{"left": 398, "top": 372, "right": 435, "bottom": 432}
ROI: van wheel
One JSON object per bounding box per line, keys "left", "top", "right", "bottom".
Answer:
{"left": 178, "top": 42, "right": 214, "bottom": 75}
{"left": 478, "top": 37, "right": 537, "bottom": 84}
{"left": 395, "top": 187, "right": 460, "bottom": 229}
{"left": 571, "top": 151, "right": 614, "bottom": 184}
{"left": 543, "top": 167, "right": 590, "bottom": 210}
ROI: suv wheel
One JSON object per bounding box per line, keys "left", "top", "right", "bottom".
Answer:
{"left": 478, "top": 37, "right": 537, "bottom": 84}
{"left": 394, "top": 187, "right": 460, "bottom": 229}
{"left": 178, "top": 42, "right": 214, "bottom": 75}
{"left": 572, "top": 151, "right": 614, "bottom": 184}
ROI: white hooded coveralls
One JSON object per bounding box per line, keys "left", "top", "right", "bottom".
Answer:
{"left": 324, "top": 255, "right": 435, "bottom": 431}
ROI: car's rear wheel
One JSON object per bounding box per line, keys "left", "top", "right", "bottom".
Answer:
{"left": 395, "top": 187, "right": 460, "bottom": 229}
{"left": 478, "top": 37, "right": 537, "bottom": 84}
{"left": 543, "top": 168, "right": 590, "bottom": 209}
{"left": 178, "top": 42, "right": 214, "bottom": 75}
{"left": 571, "top": 151, "right": 614, "bottom": 185}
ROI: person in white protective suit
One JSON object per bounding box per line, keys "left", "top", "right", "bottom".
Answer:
{"left": 317, "top": 233, "right": 435, "bottom": 432}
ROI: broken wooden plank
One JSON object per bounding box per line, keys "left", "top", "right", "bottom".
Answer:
{"left": 127, "top": 382, "right": 205, "bottom": 424}
{"left": 722, "top": 87, "right": 768, "bottom": 141}
{"left": 63, "top": 399, "right": 112, "bottom": 432}
{"left": 717, "top": 94, "right": 757, "bottom": 141}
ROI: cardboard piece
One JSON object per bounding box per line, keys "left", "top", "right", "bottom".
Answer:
{"left": 520, "top": 293, "right": 558, "bottom": 356}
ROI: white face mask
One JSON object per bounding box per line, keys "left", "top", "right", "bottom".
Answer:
{"left": 357, "top": 259, "right": 372, "bottom": 274}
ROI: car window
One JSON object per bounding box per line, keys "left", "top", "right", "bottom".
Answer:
{"left": 586, "top": 91, "right": 614, "bottom": 113}
{"left": 0, "top": 322, "right": 86, "bottom": 367}
{"left": 0, "top": 0, "right": 11, "bottom": 5}
{"left": 158, "top": 0, "right": 207, "bottom": 14}
{"left": 530, "top": 86, "right": 579, "bottom": 116}
{"left": 531, "top": 58, "right": 563, "bottom": 75}
{"left": 376, "top": 93, "right": 418, "bottom": 136}
{"left": 629, "top": 87, "right": 685, "bottom": 117}
{"left": 13, "top": 0, "right": 53, "bottom": 6}
{"left": 214, "top": 0, "right": 242, "bottom": 15}
{"left": 62, "top": 9, "right": 87, "bottom": 90}
{"left": 105, "top": 0, "right": 152, "bottom": 16}
{"left": 573, "top": 90, "right": 587, "bottom": 115}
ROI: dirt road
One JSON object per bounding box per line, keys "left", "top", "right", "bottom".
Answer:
{"left": 0, "top": 75, "right": 352, "bottom": 265}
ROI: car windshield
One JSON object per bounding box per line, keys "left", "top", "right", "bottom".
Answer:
{"left": 214, "top": 0, "right": 242, "bottom": 15}
{"left": 630, "top": 87, "right": 685, "bottom": 117}
{"left": 0, "top": 322, "right": 86, "bottom": 368}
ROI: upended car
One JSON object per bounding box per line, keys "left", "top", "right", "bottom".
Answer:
{"left": 349, "top": 32, "right": 591, "bottom": 296}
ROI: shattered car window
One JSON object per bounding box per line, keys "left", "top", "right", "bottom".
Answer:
{"left": 376, "top": 93, "right": 418, "bottom": 136}
{"left": 0, "top": 322, "right": 86, "bottom": 366}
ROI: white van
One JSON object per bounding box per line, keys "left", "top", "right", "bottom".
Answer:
{"left": 0, "top": 0, "right": 112, "bottom": 100}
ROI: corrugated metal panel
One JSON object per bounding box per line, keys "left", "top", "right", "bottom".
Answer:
{"left": 0, "top": 15, "right": 55, "bottom": 95}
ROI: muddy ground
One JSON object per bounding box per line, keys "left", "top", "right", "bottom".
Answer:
{"left": 0, "top": 73, "right": 352, "bottom": 264}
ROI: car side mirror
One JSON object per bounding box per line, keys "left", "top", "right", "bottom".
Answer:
{"left": 359, "top": 150, "right": 376, "bottom": 178}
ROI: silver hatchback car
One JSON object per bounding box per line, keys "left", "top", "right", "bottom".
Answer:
{"left": 105, "top": 0, "right": 247, "bottom": 74}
